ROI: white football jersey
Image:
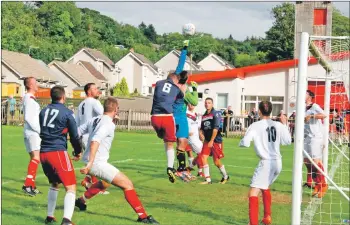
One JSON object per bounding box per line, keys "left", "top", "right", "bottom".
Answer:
{"left": 304, "top": 103, "right": 324, "bottom": 138}
{"left": 78, "top": 115, "right": 115, "bottom": 164}
{"left": 23, "top": 93, "right": 41, "bottom": 136}
{"left": 187, "top": 110, "right": 201, "bottom": 141}
{"left": 76, "top": 97, "right": 103, "bottom": 127}
{"left": 239, "top": 119, "right": 291, "bottom": 160}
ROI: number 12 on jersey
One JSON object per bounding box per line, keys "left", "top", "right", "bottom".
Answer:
{"left": 43, "top": 108, "right": 59, "bottom": 128}
{"left": 266, "top": 126, "right": 276, "bottom": 142}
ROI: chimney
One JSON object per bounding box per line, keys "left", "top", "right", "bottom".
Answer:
{"left": 130, "top": 48, "right": 134, "bottom": 53}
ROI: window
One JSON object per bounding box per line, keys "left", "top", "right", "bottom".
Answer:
{"left": 272, "top": 104, "right": 283, "bottom": 116}
{"left": 245, "top": 96, "right": 256, "bottom": 101}
{"left": 271, "top": 96, "right": 284, "bottom": 102}
{"left": 16, "top": 87, "right": 19, "bottom": 94}
{"left": 217, "top": 93, "right": 228, "bottom": 109}
{"left": 243, "top": 95, "right": 284, "bottom": 115}
{"left": 245, "top": 103, "right": 256, "bottom": 112}
{"left": 149, "top": 87, "right": 153, "bottom": 94}
{"left": 258, "top": 96, "right": 270, "bottom": 101}
{"left": 198, "top": 92, "right": 203, "bottom": 100}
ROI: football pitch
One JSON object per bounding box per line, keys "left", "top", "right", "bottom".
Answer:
{"left": 1, "top": 126, "right": 348, "bottom": 225}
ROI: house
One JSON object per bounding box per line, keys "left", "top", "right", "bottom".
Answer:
{"left": 66, "top": 47, "right": 119, "bottom": 90}
{"left": 1, "top": 50, "right": 59, "bottom": 97}
{"left": 49, "top": 61, "right": 106, "bottom": 98}
{"left": 198, "top": 53, "right": 234, "bottom": 71}
{"left": 155, "top": 49, "right": 201, "bottom": 76}
{"left": 115, "top": 49, "right": 163, "bottom": 96}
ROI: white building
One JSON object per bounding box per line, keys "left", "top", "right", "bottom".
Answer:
{"left": 198, "top": 53, "right": 234, "bottom": 71}
{"left": 155, "top": 50, "right": 201, "bottom": 76}
{"left": 115, "top": 50, "right": 164, "bottom": 96}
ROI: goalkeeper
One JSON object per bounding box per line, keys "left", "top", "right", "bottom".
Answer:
{"left": 173, "top": 40, "right": 199, "bottom": 180}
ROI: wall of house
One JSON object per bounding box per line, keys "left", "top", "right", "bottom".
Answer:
{"left": 1, "top": 64, "right": 25, "bottom": 95}
{"left": 132, "top": 61, "right": 143, "bottom": 95}
{"left": 155, "top": 52, "right": 196, "bottom": 75}
{"left": 49, "top": 64, "right": 79, "bottom": 98}
{"left": 198, "top": 56, "right": 227, "bottom": 71}
{"left": 141, "top": 66, "right": 160, "bottom": 96}
{"left": 116, "top": 54, "right": 137, "bottom": 93}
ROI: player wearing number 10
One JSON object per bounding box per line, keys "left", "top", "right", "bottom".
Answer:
{"left": 39, "top": 86, "right": 83, "bottom": 225}
{"left": 239, "top": 101, "right": 291, "bottom": 225}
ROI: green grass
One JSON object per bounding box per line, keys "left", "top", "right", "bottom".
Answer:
{"left": 1, "top": 126, "right": 349, "bottom": 225}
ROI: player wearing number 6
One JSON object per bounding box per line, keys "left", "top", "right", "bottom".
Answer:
{"left": 239, "top": 101, "right": 291, "bottom": 225}
{"left": 39, "top": 86, "right": 83, "bottom": 225}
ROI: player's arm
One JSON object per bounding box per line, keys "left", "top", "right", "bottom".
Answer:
{"left": 175, "top": 40, "right": 189, "bottom": 75}
{"left": 93, "top": 100, "right": 104, "bottom": 115}
{"left": 67, "top": 113, "right": 83, "bottom": 158}
{"left": 184, "top": 81, "right": 198, "bottom": 106}
{"left": 24, "top": 99, "right": 41, "bottom": 134}
{"left": 279, "top": 123, "right": 292, "bottom": 146}
{"left": 306, "top": 105, "right": 326, "bottom": 121}
{"left": 77, "top": 119, "right": 91, "bottom": 137}
{"left": 208, "top": 111, "right": 220, "bottom": 147}
{"left": 239, "top": 125, "right": 255, "bottom": 147}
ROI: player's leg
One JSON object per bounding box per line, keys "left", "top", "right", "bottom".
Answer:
{"left": 189, "top": 140, "right": 204, "bottom": 176}
{"left": 248, "top": 188, "right": 261, "bottom": 225}
{"left": 186, "top": 145, "right": 194, "bottom": 170}
{"left": 212, "top": 143, "right": 229, "bottom": 184}
{"left": 23, "top": 135, "right": 41, "bottom": 195}
{"left": 62, "top": 184, "right": 77, "bottom": 225}
{"left": 162, "top": 116, "right": 178, "bottom": 183}
{"left": 303, "top": 138, "right": 315, "bottom": 188}
{"left": 200, "top": 142, "right": 212, "bottom": 184}
{"left": 310, "top": 138, "right": 327, "bottom": 198}
{"left": 175, "top": 116, "right": 189, "bottom": 172}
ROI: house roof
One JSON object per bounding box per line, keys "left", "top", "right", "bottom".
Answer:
{"left": 84, "top": 48, "right": 114, "bottom": 67}
{"left": 49, "top": 61, "right": 103, "bottom": 87}
{"left": 1, "top": 50, "right": 58, "bottom": 82}
{"left": 78, "top": 61, "right": 107, "bottom": 81}
{"left": 187, "top": 51, "right": 350, "bottom": 84}
{"left": 206, "top": 53, "right": 235, "bottom": 68}
{"left": 131, "top": 52, "right": 159, "bottom": 72}
{"left": 173, "top": 50, "right": 200, "bottom": 69}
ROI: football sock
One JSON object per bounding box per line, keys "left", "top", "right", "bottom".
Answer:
{"left": 166, "top": 148, "right": 175, "bottom": 168}
{"left": 24, "top": 159, "right": 40, "bottom": 187}
{"left": 47, "top": 187, "right": 59, "bottom": 217}
{"left": 203, "top": 164, "right": 211, "bottom": 182}
{"left": 188, "top": 157, "right": 194, "bottom": 168}
{"left": 317, "top": 162, "right": 326, "bottom": 185}
{"left": 249, "top": 196, "right": 259, "bottom": 225}
{"left": 90, "top": 175, "right": 99, "bottom": 184}
{"left": 219, "top": 165, "right": 228, "bottom": 179}
{"left": 124, "top": 189, "right": 148, "bottom": 219}
{"left": 262, "top": 189, "right": 271, "bottom": 218}
{"left": 63, "top": 191, "right": 76, "bottom": 221}
{"left": 177, "top": 149, "right": 186, "bottom": 171}
{"left": 82, "top": 181, "right": 104, "bottom": 202}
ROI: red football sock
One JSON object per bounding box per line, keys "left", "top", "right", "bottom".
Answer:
{"left": 317, "top": 162, "right": 326, "bottom": 185}
{"left": 262, "top": 189, "right": 271, "bottom": 218}
{"left": 24, "top": 159, "right": 40, "bottom": 187}
{"left": 195, "top": 155, "right": 203, "bottom": 168}
{"left": 124, "top": 189, "right": 148, "bottom": 219}
{"left": 249, "top": 196, "right": 259, "bottom": 225}
{"left": 83, "top": 181, "right": 104, "bottom": 201}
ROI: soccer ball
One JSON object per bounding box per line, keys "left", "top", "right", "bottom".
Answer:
{"left": 182, "top": 23, "right": 196, "bottom": 36}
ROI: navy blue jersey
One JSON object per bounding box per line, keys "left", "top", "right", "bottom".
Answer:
{"left": 151, "top": 78, "right": 183, "bottom": 115}
{"left": 201, "top": 108, "right": 223, "bottom": 143}
{"left": 39, "top": 102, "right": 82, "bottom": 154}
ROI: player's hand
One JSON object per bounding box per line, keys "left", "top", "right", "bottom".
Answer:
{"left": 72, "top": 152, "right": 81, "bottom": 161}
{"left": 199, "top": 133, "right": 205, "bottom": 141}
{"left": 190, "top": 81, "right": 198, "bottom": 91}
{"left": 80, "top": 163, "right": 92, "bottom": 175}
{"left": 183, "top": 40, "right": 190, "bottom": 47}
{"left": 280, "top": 114, "right": 287, "bottom": 125}
{"left": 208, "top": 141, "right": 214, "bottom": 148}
{"left": 305, "top": 115, "right": 312, "bottom": 123}
{"left": 189, "top": 132, "right": 193, "bottom": 136}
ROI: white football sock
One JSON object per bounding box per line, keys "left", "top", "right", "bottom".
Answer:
{"left": 47, "top": 187, "right": 59, "bottom": 217}
{"left": 198, "top": 168, "right": 203, "bottom": 173}
{"left": 166, "top": 148, "right": 175, "bottom": 168}
{"left": 219, "top": 165, "right": 228, "bottom": 179}
{"left": 188, "top": 157, "right": 194, "bottom": 168}
{"left": 63, "top": 191, "right": 76, "bottom": 221}
{"left": 203, "top": 164, "right": 211, "bottom": 182}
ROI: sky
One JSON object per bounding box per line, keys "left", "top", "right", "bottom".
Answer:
{"left": 76, "top": 1, "right": 350, "bottom": 41}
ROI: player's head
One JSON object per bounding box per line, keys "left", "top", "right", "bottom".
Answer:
{"left": 24, "top": 77, "right": 38, "bottom": 92}
{"left": 205, "top": 97, "right": 213, "bottom": 111}
{"left": 188, "top": 103, "right": 195, "bottom": 111}
{"left": 306, "top": 90, "right": 315, "bottom": 103}
{"left": 84, "top": 83, "right": 99, "bottom": 99}
{"left": 103, "top": 97, "right": 119, "bottom": 118}
{"left": 258, "top": 101, "right": 273, "bottom": 117}
{"left": 50, "top": 85, "right": 66, "bottom": 103}
{"left": 178, "top": 71, "right": 188, "bottom": 85}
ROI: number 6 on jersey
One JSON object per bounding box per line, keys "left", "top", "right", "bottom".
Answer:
{"left": 162, "top": 83, "right": 172, "bottom": 94}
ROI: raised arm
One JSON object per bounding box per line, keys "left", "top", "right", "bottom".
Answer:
{"left": 280, "top": 123, "right": 292, "bottom": 146}
{"left": 239, "top": 125, "right": 255, "bottom": 147}
{"left": 175, "top": 40, "right": 189, "bottom": 75}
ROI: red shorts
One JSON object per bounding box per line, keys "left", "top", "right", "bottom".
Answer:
{"left": 151, "top": 115, "right": 176, "bottom": 142}
{"left": 40, "top": 151, "right": 76, "bottom": 186}
{"left": 202, "top": 142, "right": 224, "bottom": 160}
{"left": 185, "top": 144, "right": 192, "bottom": 152}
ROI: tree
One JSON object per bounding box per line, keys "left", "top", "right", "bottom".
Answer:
{"left": 144, "top": 24, "right": 157, "bottom": 42}
{"left": 332, "top": 8, "right": 350, "bottom": 36}
{"left": 234, "top": 53, "right": 261, "bottom": 68}
{"left": 138, "top": 22, "right": 147, "bottom": 32}
{"left": 117, "top": 77, "right": 130, "bottom": 97}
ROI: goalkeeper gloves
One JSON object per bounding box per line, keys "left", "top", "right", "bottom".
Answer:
{"left": 183, "top": 40, "right": 190, "bottom": 47}
{"left": 190, "top": 81, "right": 198, "bottom": 91}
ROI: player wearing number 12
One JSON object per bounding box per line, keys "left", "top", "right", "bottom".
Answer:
{"left": 39, "top": 86, "right": 83, "bottom": 225}
{"left": 239, "top": 101, "right": 291, "bottom": 225}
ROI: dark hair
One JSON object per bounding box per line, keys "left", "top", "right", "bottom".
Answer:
{"left": 84, "top": 83, "right": 96, "bottom": 95}
{"left": 24, "top": 77, "right": 35, "bottom": 90}
{"left": 50, "top": 86, "right": 65, "bottom": 102}
{"left": 178, "top": 71, "right": 188, "bottom": 84}
{"left": 258, "top": 101, "right": 273, "bottom": 116}
{"left": 205, "top": 97, "right": 213, "bottom": 103}
{"left": 307, "top": 90, "right": 315, "bottom": 98}
{"left": 104, "top": 97, "right": 118, "bottom": 113}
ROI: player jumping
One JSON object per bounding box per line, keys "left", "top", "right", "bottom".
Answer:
{"left": 239, "top": 101, "right": 291, "bottom": 225}
{"left": 22, "top": 77, "right": 42, "bottom": 196}
{"left": 76, "top": 83, "right": 109, "bottom": 194}
{"left": 186, "top": 103, "right": 204, "bottom": 177}
{"left": 199, "top": 98, "right": 229, "bottom": 184}
{"left": 39, "top": 86, "right": 83, "bottom": 225}
{"left": 75, "top": 97, "right": 159, "bottom": 224}
{"left": 303, "top": 90, "right": 328, "bottom": 198}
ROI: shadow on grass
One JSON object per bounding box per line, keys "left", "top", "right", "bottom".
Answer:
{"left": 84, "top": 210, "right": 137, "bottom": 223}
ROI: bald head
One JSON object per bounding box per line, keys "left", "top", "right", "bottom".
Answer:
{"left": 24, "top": 77, "right": 38, "bottom": 92}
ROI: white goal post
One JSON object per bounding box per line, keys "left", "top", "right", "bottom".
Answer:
{"left": 291, "top": 32, "right": 350, "bottom": 225}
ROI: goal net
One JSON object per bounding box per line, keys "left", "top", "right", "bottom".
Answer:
{"left": 292, "top": 33, "right": 350, "bottom": 225}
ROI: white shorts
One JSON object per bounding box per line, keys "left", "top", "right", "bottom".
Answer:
{"left": 304, "top": 137, "right": 323, "bottom": 159}
{"left": 188, "top": 138, "right": 203, "bottom": 154}
{"left": 250, "top": 159, "right": 282, "bottom": 190}
{"left": 24, "top": 135, "right": 41, "bottom": 153}
{"left": 89, "top": 162, "right": 120, "bottom": 183}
